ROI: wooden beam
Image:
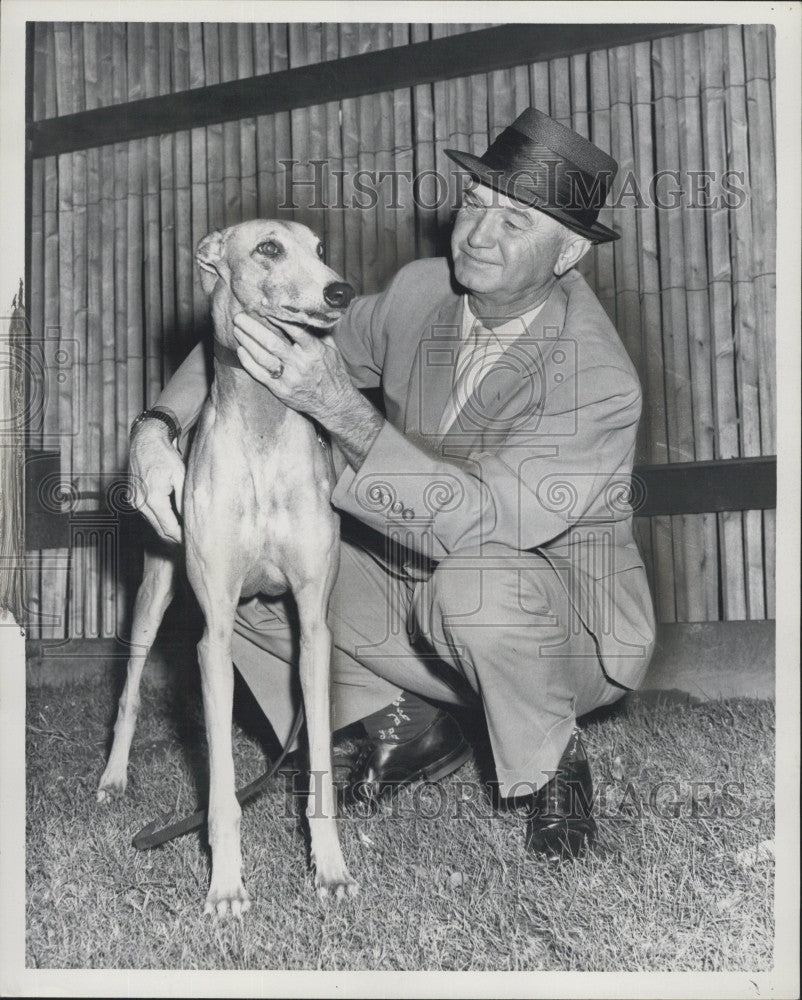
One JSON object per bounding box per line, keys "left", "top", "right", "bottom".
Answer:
{"left": 27, "top": 621, "right": 776, "bottom": 700}
{"left": 634, "top": 457, "right": 776, "bottom": 516}
{"left": 25, "top": 453, "right": 775, "bottom": 550}
{"left": 28, "top": 23, "right": 712, "bottom": 158}
{"left": 639, "top": 620, "right": 774, "bottom": 700}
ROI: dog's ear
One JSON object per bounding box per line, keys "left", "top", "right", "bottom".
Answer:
{"left": 196, "top": 231, "right": 228, "bottom": 296}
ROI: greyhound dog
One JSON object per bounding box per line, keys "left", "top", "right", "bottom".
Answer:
{"left": 98, "top": 220, "right": 358, "bottom": 914}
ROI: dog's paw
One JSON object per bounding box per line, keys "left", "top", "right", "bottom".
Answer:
{"left": 204, "top": 881, "right": 251, "bottom": 919}
{"left": 96, "top": 775, "right": 127, "bottom": 803}
{"left": 315, "top": 869, "right": 359, "bottom": 902}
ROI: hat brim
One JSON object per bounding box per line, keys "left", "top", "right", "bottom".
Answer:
{"left": 445, "top": 148, "right": 620, "bottom": 244}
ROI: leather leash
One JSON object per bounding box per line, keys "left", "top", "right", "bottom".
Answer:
{"left": 132, "top": 704, "right": 305, "bottom": 850}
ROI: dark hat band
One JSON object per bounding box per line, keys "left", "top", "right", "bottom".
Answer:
{"left": 478, "top": 126, "right": 614, "bottom": 228}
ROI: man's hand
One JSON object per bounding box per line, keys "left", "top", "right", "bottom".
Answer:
{"left": 130, "top": 421, "right": 185, "bottom": 543}
{"left": 232, "top": 313, "right": 351, "bottom": 422}
{"left": 232, "top": 313, "right": 384, "bottom": 470}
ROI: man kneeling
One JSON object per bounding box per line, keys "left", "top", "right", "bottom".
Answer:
{"left": 130, "top": 108, "right": 655, "bottom": 861}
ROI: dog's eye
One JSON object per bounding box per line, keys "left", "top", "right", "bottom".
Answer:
{"left": 316, "top": 242, "right": 325, "bottom": 260}
{"left": 256, "top": 240, "right": 282, "bottom": 258}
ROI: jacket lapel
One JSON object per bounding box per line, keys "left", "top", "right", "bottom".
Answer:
{"left": 403, "top": 297, "right": 464, "bottom": 447}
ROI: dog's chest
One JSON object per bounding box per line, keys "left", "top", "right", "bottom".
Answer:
{"left": 186, "top": 399, "right": 337, "bottom": 595}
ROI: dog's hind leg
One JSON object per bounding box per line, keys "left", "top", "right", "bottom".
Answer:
{"left": 97, "top": 548, "right": 176, "bottom": 802}
{"left": 294, "top": 577, "right": 359, "bottom": 900}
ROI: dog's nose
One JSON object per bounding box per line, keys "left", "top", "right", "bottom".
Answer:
{"left": 323, "top": 282, "right": 356, "bottom": 309}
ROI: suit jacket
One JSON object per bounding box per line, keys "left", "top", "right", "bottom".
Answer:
{"left": 331, "top": 257, "right": 655, "bottom": 688}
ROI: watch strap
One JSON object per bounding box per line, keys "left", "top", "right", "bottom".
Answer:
{"left": 130, "top": 407, "right": 181, "bottom": 443}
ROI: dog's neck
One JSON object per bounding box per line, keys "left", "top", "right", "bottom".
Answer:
{"left": 207, "top": 278, "right": 304, "bottom": 425}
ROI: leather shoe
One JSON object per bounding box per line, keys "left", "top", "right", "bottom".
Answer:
{"left": 344, "top": 710, "right": 472, "bottom": 808}
{"left": 524, "top": 728, "right": 596, "bottom": 862}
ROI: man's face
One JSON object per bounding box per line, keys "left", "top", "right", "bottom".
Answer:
{"left": 451, "top": 182, "right": 575, "bottom": 311}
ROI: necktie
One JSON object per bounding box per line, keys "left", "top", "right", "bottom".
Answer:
{"left": 436, "top": 301, "right": 546, "bottom": 442}
{"left": 436, "top": 316, "right": 494, "bottom": 439}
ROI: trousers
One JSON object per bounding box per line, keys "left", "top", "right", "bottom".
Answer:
{"left": 232, "top": 537, "right": 627, "bottom": 795}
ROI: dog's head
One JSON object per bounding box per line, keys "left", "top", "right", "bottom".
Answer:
{"left": 196, "top": 220, "right": 355, "bottom": 329}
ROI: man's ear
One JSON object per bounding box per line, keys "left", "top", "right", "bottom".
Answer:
{"left": 195, "top": 230, "right": 228, "bottom": 296}
{"left": 554, "top": 234, "right": 592, "bottom": 277}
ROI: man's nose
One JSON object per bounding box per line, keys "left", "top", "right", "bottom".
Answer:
{"left": 323, "top": 281, "right": 356, "bottom": 309}
{"left": 466, "top": 211, "right": 497, "bottom": 248}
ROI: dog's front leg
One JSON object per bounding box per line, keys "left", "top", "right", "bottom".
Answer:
{"left": 295, "top": 581, "right": 358, "bottom": 900}
{"left": 195, "top": 619, "right": 250, "bottom": 918}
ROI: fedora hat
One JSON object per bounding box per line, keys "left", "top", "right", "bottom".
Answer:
{"left": 445, "top": 107, "right": 620, "bottom": 243}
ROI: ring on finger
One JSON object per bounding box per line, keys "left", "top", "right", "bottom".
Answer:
{"left": 269, "top": 362, "right": 284, "bottom": 379}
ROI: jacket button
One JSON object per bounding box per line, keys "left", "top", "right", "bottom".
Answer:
{"left": 391, "top": 501, "right": 403, "bottom": 514}
{"left": 402, "top": 508, "right": 415, "bottom": 520}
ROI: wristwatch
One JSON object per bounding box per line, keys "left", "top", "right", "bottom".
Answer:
{"left": 129, "top": 407, "right": 182, "bottom": 444}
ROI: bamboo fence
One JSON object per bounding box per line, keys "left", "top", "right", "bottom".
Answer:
{"left": 25, "top": 23, "right": 777, "bottom": 640}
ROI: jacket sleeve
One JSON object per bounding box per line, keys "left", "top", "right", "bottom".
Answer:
{"left": 331, "top": 363, "right": 642, "bottom": 557}
{"left": 154, "top": 341, "right": 211, "bottom": 435}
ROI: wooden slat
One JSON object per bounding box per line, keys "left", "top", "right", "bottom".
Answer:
{"left": 143, "top": 23, "right": 163, "bottom": 411}
{"left": 219, "top": 23, "right": 243, "bottom": 228}
{"left": 288, "top": 24, "right": 314, "bottom": 231}
{"left": 29, "top": 24, "right": 711, "bottom": 158}
{"left": 27, "top": 25, "right": 49, "bottom": 636}
{"left": 253, "top": 23, "right": 272, "bottom": 220}
{"left": 587, "top": 50, "right": 617, "bottom": 325}
{"left": 119, "top": 26, "right": 145, "bottom": 634}
{"left": 39, "top": 29, "right": 62, "bottom": 639}
{"left": 269, "top": 24, "right": 292, "bottom": 223}
{"left": 675, "top": 31, "right": 719, "bottom": 619}
{"left": 430, "top": 24, "right": 455, "bottom": 258}
{"left": 340, "top": 24, "right": 365, "bottom": 287}
{"left": 724, "top": 26, "right": 765, "bottom": 620}
{"left": 99, "top": 28, "right": 117, "bottom": 637}
{"left": 743, "top": 24, "right": 776, "bottom": 456}
{"left": 376, "top": 24, "right": 398, "bottom": 289}
{"left": 26, "top": 156, "right": 45, "bottom": 636}
{"left": 188, "top": 24, "right": 208, "bottom": 331}
{"left": 323, "top": 23, "right": 347, "bottom": 278}
{"left": 203, "top": 23, "right": 225, "bottom": 237}
{"left": 744, "top": 24, "right": 776, "bottom": 621}
{"left": 357, "top": 24, "right": 381, "bottom": 294}
{"left": 82, "top": 24, "right": 104, "bottom": 637}
{"left": 701, "top": 27, "right": 747, "bottom": 620}
{"left": 409, "top": 24, "right": 437, "bottom": 262}
{"left": 54, "top": 23, "right": 75, "bottom": 642}
{"left": 172, "top": 24, "right": 193, "bottom": 369}
{"left": 236, "top": 23, "right": 258, "bottom": 221}
{"left": 652, "top": 34, "right": 704, "bottom": 622}
{"left": 157, "top": 24, "right": 177, "bottom": 387}
{"left": 390, "top": 27, "right": 417, "bottom": 272}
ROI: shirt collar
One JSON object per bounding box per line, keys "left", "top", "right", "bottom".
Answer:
{"left": 462, "top": 296, "right": 547, "bottom": 348}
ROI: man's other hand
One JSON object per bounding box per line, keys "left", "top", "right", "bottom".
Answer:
{"left": 130, "top": 421, "right": 185, "bottom": 544}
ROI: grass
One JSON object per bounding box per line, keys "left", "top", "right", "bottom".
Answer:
{"left": 26, "top": 662, "right": 774, "bottom": 971}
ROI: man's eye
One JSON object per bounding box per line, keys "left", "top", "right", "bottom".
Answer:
{"left": 504, "top": 219, "right": 524, "bottom": 231}
{"left": 256, "top": 240, "right": 282, "bottom": 257}
{"left": 316, "top": 242, "right": 325, "bottom": 260}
